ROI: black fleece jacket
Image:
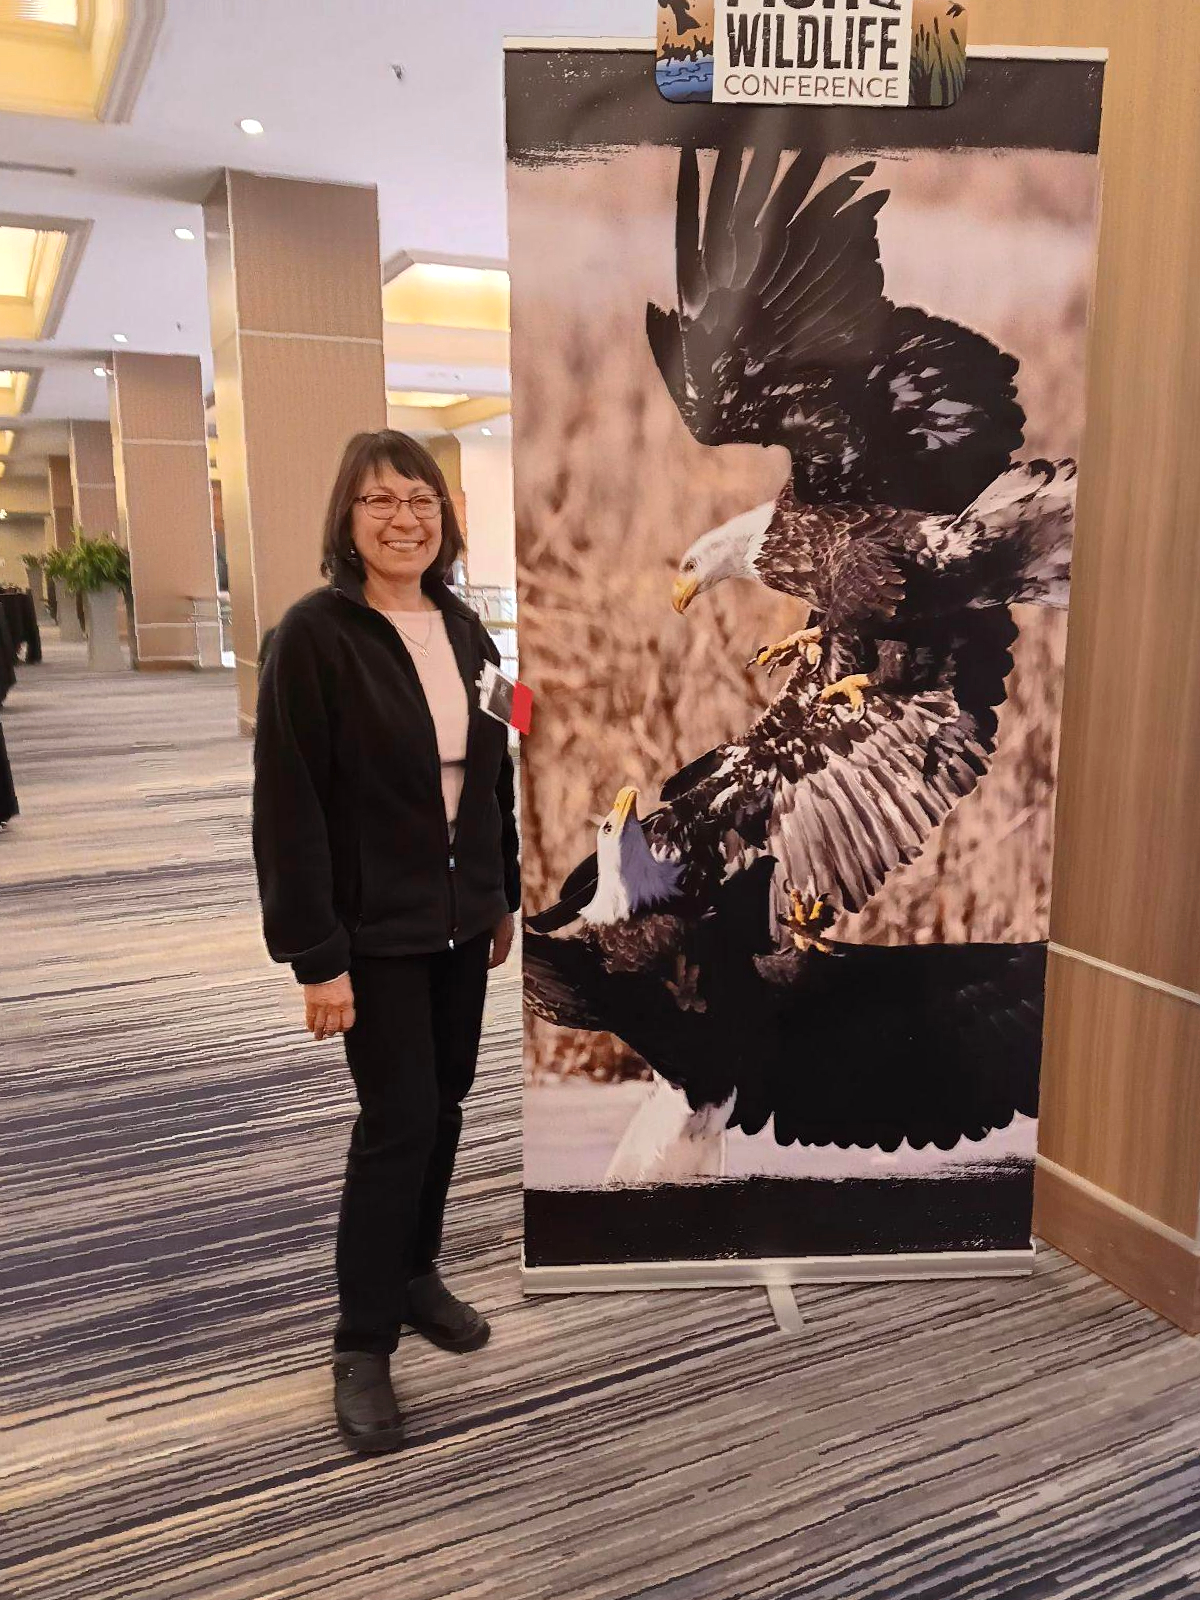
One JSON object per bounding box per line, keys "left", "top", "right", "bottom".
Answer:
{"left": 252, "top": 559, "right": 520, "bottom": 984}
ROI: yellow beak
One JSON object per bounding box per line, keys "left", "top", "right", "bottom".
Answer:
{"left": 672, "top": 574, "right": 699, "bottom": 614}
{"left": 613, "top": 785, "right": 639, "bottom": 827}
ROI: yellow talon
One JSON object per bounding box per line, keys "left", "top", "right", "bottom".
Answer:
{"left": 749, "top": 625, "right": 823, "bottom": 675}
{"left": 819, "top": 672, "right": 873, "bottom": 713}
{"left": 780, "top": 888, "right": 835, "bottom": 954}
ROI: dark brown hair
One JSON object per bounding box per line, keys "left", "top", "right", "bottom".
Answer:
{"left": 320, "top": 429, "right": 465, "bottom": 590}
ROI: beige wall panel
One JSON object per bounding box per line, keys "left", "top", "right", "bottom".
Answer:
{"left": 71, "top": 420, "right": 120, "bottom": 538}
{"left": 204, "top": 176, "right": 238, "bottom": 347}
{"left": 969, "top": 3, "right": 1200, "bottom": 995}
{"left": 51, "top": 505, "right": 73, "bottom": 551}
{"left": 236, "top": 334, "right": 386, "bottom": 632}
{"left": 0, "top": 479, "right": 51, "bottom": 515}
{"left": 75, "top": 483, "right": 120, "bottom": 538}
{"left": 1040, "top": 953, "right": 1200, "bottom": 1240}
{"left": 210, "top": 328, "right": 260, "bottom": 691}
{"left": 227, "top": 171, "right": 383, "bottom": 340}
{"left": 113, "top": 353, "right": 208, "bottom": 444}
{"left": 121, "top": 441, "right": 216, "bottom": 637}
{"left": 69, "top": 420, "right": 116, "bottom": 489}
{"left": 49, "top": 453, "right": 74, "bottom": 548}
{"left": 47, "top": 455, "right": 72, "bottom": 508}
{"left": 0, "top": 522, "right": 45, "bottom": 585}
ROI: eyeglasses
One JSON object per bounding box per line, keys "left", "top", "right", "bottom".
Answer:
{"left": 355, "top": 491, "right": 444, "bottom": 522}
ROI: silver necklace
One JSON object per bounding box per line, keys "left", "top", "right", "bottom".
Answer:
{"left": 390, "top": 611, "right": 436, "bottom": 658}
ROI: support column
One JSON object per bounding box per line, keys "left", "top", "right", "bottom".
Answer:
{"left": 68, "top": 420, "right": 119, "bottom": 538}
{"left": 425, "top": 434, "right": 468, "bottom": 550}
{"left": 110, "top": 352, "right": 222, "bottom": 670}
{"left": 47, "top": 453, "right": 83, "bottom": 639}
{"left": 47, "top": 455, "right": 73, "bottom": 550}
{"left": 204, "top": 170, "right": 386, "bottom": 731}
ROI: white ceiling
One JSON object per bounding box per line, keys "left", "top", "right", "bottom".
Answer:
{"left": 0, "top": 0, "right": 650, "bottom": 480}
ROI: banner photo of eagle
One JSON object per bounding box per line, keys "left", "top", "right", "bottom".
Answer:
{"left": 505, "top": 41, "right": 1104, "bottom": 1285}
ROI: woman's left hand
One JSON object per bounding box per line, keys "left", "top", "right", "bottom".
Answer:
{"left": 489, "top": 912, "right": 516, "bottom": 969}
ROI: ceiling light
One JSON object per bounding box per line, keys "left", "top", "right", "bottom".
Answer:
{"left": 175, "top": 226, "right": 195, "bottom": 241}
{"left": 93, "top": 366, "right": 107, "bottom": 378}
{"left": 387, "top": 390, "right": 470, "bottom": 409}
{"left": 238, "top": 118, "right": 265, "bottom": 136}
{"left": 113, "top": 332, "right": 127, "bottom": 343}
{"left": 481, "top": 427, "right": 493, "bottom": 437}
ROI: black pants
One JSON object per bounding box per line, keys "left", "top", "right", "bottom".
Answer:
{"left": 334, "top": 932, "right": 491, "bottom": 1355}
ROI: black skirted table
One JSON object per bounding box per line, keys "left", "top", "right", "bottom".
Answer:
{"left": 0, "top": 604, "right": 16, "bottom": 707}
{"left": 0, "top": 717, "right": 15, "bottom": 826}
{"left": 0, "top": 588, "right": 38, "bottom": 825}
{"left": 0, "top": 589, "right": 41, "bottom": 666}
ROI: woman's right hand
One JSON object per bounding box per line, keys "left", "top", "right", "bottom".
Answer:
{"left": 304, "top": 973, "right": 356, "bottom": 1041}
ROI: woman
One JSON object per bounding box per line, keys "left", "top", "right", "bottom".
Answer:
{"left": 252, "top": 430, "right": 519, "bottom": 1455}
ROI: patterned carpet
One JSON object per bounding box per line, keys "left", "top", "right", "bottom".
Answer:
{"left": 3, "top": 636, "right": 1200, "bottom": 1600}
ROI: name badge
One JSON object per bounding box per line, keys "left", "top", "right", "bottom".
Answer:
{"left": 479, "top": 661, "right": 533, "bottom": 734}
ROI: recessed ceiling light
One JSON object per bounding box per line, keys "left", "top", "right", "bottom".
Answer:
{"left": 481, "top": 427, "right": 493, "bottom": 437}
{"left": 93, "top": 366, "right": 108, "bottom": 378}
{"left": 238, "top": 118, "right": 265, "bottom": 136}
{"left": 175, "top": 227, "right": 195, "bottom": 241}
{"left": 113, "top": 333, "right": 128, "bottom": 343}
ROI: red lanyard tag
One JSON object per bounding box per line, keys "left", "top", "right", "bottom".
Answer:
{"left": 479, "top": 661, "right": 533, "bottom": 734}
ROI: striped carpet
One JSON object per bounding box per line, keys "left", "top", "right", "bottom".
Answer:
{"left": 3, "top": 636, "right": 1200, "bottom": 1600}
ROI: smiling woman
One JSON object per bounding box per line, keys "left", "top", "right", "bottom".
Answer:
{"left": 252, "top": 427, "right": 519, "bottom": 1455}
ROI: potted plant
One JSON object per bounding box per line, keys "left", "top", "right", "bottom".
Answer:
{"left": 20, "top": 552, "right": 51, "bottom": 622}
{"left": 62, "top": 530, "right": 131, "bottom": 672}
{"left": 42, "top": 546, "right": 85, "bottom": 643}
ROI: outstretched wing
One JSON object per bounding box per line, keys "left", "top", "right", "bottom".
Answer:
{"left": 647, "top": 142, "right": 889, "bottom": 458}
{"left": 648, "top": 142, "right": 1026, "bottom": 510}
{"left": 661, "top": 607, "right": 1018, "bottom": 916}
{"left": 526, "top": 915, "right": 1045, "bottom": 1150}
{"left": 733, "top": 940, "right": 1045, "bottom": 1148}
{"left": 858, "top": 307, "right": 1026, "bottom": 514}
{"left": 915, "top": 457, "right": 1076, "bottom": 609}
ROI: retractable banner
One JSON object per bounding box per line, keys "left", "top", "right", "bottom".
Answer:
{"left": 508, "top": 36, "right": 1104, "bottom": 1289}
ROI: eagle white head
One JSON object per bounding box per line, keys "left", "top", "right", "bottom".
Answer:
{"left": 581, "top": 785, "right": 684, "bottom": 925}
{"left": 672, "top": 500, "right": 777, "bottom": 613}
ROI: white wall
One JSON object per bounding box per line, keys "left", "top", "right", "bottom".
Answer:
{"left": 458, "top": 431, "right": 515, "bottom": 589}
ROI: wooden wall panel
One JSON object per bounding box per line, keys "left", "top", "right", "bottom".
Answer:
{"left": 968, "top": 2, "right": 1200, "bottom": 1324}
{"left": 1040, "top": 953, "right": 1200, "bottom": 1240}
{"left": 970, "top": 3, "right": 1200, "bottom": 996}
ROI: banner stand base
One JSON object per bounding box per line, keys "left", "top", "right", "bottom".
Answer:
{"left": 521, "top": 1245, "right": 1036, "bottom": 1296}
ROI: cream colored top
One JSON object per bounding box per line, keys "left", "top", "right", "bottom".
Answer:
{"left": 383, "top": 609, "right": 470, "bottom": 831}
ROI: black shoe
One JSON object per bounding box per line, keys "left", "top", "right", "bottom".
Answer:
{"left": 405, "top": 1270, "right": 491, "bottom": 1353}
{"left": 332, "top": 1351, "right": 405, "bottom": 1454}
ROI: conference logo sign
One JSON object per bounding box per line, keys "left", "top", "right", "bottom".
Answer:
{"left": 656, "top": 0, "right": 968, "bottom": 108}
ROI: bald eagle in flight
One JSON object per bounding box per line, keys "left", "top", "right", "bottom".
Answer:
{"left": 525, "top": 786, "right": 1045, "bottom": 1178}
{"left": 649, "top": 143, "right": 1075, "bottom": 698}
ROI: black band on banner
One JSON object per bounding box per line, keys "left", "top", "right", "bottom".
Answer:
{"left": 506, "top": 51, "right": 1104, "bottom": 163}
